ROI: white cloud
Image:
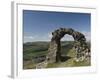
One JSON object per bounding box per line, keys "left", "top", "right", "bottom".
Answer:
{"left": 24, "top": 36, "right": 36, "bottom": 39}
{"left": 24, "top": 36, "right": 38, "bottom": 43}
{"left": 81, "top": 31, "right": 91, "bottom": 41}
{"left": 61, "top": 35, "right": 74, "bottom": 41}
{"left": 48, "top": 32, "right": 52, "bottom": 38}
{"left": 24, "top": 34, "right": 52, "bottom": 42}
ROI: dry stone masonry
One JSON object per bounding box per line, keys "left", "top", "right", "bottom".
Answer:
{"left": 46, "top": 28, "right": 89, "bottom": 63}
{"left": 36, "top": 28, "right": 90, "bottom": 69}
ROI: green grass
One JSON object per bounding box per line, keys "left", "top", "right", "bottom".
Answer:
{"left": 23, "top": 61, "right": 36, "bottom": 69}
{"left": 46, "top": 48, "right": 90, "bottom": 68}
{"left": 23, "top": 41, "right": 91, "bottom": 69}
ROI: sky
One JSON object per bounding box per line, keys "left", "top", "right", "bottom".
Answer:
{"left": 23, "top": 10, "right": 91, "bottom": 43}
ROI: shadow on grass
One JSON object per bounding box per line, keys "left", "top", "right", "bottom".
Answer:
{"left": 61, "top": 55, "right": 72, "bottom": 62}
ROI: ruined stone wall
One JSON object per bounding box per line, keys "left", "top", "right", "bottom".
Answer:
{"left": 46, "top": 28, "right": 88, "bottom": 63}
{"left": 36, "top": 28, "right": 90, "bottom": 69}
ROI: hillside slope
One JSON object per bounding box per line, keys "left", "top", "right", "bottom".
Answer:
{"left": 23, "top": 41, "right": 90, "bottom": 69}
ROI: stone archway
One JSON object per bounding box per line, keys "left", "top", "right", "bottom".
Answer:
{"left": 46, "top": 28, "right": 88, "bottom": 63}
